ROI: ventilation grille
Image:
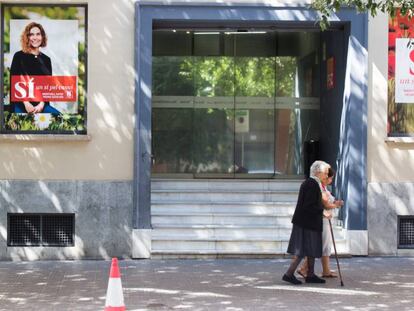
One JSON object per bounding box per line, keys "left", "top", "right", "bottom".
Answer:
{"left": 398, "top": 216, "right": 414, "bottom": 249}
{"left": 8, "top": 214, "right": 75, "bottom": 247}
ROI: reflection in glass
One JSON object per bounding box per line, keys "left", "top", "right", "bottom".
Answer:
{"left": 194, "top": 57, "right": 234, "bottom": 97}
{"left": 151, "top": 30, "right": 321, "bottom": 177}
{"left": 152, "top": 57, "right": 193, "bottom": 96}
{"left": 276, "top": 57, "right": 297, "bottom": 97}
{"left": 152, "top": 108, "right": 193, "bottom": 173}
{"left": 152, "top": 56, "right": 194, "bottom": 173}
{"left": 275, "top": 108, "right": 319, "bottom": 175}
{"left": 193, "top": 57, "right": 235, "bottom": 174}
{"left": 193, "top": 108, "right": 234, "bottom": 174}
{"left": 235, "top": 57, "right": 275, "bottom": 174}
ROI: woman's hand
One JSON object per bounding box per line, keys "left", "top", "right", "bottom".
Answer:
{"left": 32, "top": 102, "right": 45, "bottom": 114}
{"left": 334, "top": 200, "right": 344, "bottom": 208}
{"left": 23, "top": 101, "right": 35, "bottom": 114}
{"left": 323, "top": 210, "right": 332, "bottom": 218}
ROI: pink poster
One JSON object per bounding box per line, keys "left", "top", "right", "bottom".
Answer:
{"left": 395, "top": 38, "right": 414, "bottom": 102}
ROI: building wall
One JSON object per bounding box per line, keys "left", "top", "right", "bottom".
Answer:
{"left": 0, "top": 180, "right": 132, "bottom": 260}
{"left": 1, "top": 0, "right": 410, "bottom": 259}
{"left": 367, "top": 14, "right": 414, "bottom": 255}
{"left": 0, "top": 0, "right": 135, "bottom": 181}
{"left": 368, "top": 13, "right": 414, "bottom": 255}
{"left": 0, "top": 0, "right": 136, "bottom": 260}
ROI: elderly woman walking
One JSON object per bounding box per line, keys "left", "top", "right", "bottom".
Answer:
{"left": 282, "top": 160, "right": 338, "bottom": 285}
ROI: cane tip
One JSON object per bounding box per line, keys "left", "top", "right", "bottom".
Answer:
{"left": 341, "top": 282, "right": 344, "bottom": 287}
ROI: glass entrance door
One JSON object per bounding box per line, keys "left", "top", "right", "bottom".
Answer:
{"left": 152, "top": 28, "right": 320, "bottom": 178}
{"left": 192, "top": 55, "right": 235, "bottom": 177}
{"left": 234, "top": 32, "right": 276, "bottom": 177}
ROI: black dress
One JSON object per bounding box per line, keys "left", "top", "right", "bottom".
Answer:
{"left": 10, "top": 50, "right": 52, "bottom": 112}
{"left": 287, "top": 178, "right": 324, "bottom": 258}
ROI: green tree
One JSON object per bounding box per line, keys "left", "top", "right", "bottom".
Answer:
{"left": 312, "top": 0, "right": 414, "bottom": 29}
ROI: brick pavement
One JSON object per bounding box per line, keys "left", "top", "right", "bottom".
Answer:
{"left": 0, "top": 257, "right": 413, "bottom": 311}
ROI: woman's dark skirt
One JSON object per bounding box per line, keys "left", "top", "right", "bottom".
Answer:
{"left": 287, "top": 224, "right": 322, "bottom": 258}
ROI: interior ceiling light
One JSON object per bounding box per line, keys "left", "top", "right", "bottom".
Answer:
{"left": 224, "top": 31, "right": 267, "bottom": 34}
{"left": 193, "top": 32, "right": 220, "bottom": 35}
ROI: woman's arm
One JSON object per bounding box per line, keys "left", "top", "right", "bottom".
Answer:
{"left": 10, "top": 52, "right": 21, "bottom": 75}
{"left": 322, "top": 191, "right": 343, "bottom": 209}
{"left": 23, "top": 101, "right": 35, "bottom": 113}
{"left": 32, "top": 102, "right": 45, "bottom": 113}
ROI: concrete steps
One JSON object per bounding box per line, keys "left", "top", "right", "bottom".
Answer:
{"left": 151, "top": 190, "right": 299, "bottom": 202}
{"left": 150, "top": 179, "right": 349, "bottom": 258}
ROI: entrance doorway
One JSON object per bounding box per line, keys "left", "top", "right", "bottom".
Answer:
{"left": 152, "top": 28, "right": 321, "bottom": 178}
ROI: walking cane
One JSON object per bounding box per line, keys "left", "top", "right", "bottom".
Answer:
{"left": 328, "top": 218, "right": 344, "bottom": 286}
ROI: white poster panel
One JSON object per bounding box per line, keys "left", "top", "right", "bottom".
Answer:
{"left": 395, "top": 38, "right": 414, "bottom": 103}
{"left": 235, "top": 110, "right": 249, "bottom": 133}
{"left": 10, "top": 20, "right": 79, "bottom": 113}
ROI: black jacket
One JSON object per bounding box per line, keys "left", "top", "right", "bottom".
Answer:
{"left": 10, "top": 50, "right": 52, "bottom": 108}
{"left": 291, "top": 178, "right": 324, "bottom": 232}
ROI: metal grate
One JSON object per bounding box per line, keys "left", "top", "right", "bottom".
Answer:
{"left": 42, "top": 215, "right": 74, "bottom": 246}
{"left": 8, "top": 214, "right": 41, "bottom": 246}
{"left": 398, "top": 216, "right": 414, "bottom": 249}
{"left": 8, "top": 214, "right": 75, "bottom": 247}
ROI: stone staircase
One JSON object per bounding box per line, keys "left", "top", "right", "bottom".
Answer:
{"left": 150, "top": 179, "right": 348, "bottom": 258}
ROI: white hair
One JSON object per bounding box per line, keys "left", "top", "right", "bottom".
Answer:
{"left": 310, "top": 160, "right": 330, "bottom": 177}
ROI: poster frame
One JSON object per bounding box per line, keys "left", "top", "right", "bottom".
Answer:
{"left": 0, "top": 3, "right": 88, "bottom": 135}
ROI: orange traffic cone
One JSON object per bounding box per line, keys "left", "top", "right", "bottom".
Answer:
{"left": 104, "top": 258, "right": 126, "bottom": 311}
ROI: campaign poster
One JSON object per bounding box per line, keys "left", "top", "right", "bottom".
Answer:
{"left": 395, "top": 38, "right": 414, "bottom": 102}
{"left": 1, "top": 5, "right": 87, "bottom": 133}
{"left": 388, "top": 10, "right": 414, "bottom": 135}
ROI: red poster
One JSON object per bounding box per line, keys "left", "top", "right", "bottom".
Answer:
{"left": 11, "top": 75, "right": 77, "bottom": 102}
{"left": 388, "top": 9, "right": 414, "bottom": 134}
{"left": 327, "top": 57, "right": 335, "bottom": 90}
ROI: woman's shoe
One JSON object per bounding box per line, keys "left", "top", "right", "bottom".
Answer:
{"left": 305, "top": 275, "right": 326, "bottom": 283}
{"left": 282, "top": 274, "right": 302, "bottom": 285}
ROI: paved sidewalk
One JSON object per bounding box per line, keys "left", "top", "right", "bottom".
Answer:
{"left": 0, "top": 257, "right": 413, "bottom": 311}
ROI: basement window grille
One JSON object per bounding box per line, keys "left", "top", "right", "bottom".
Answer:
{"left": 398, "top": 216, "right": 414, "bottom": 249}
{"left": 8, "top": 213, "right": 75, "bottom": 247}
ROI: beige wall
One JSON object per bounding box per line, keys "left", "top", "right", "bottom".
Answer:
{"left": 368, "top": 13, "right": 414, "bottom": 183}
{"left": 0, "top": 0, "right": 135, "bottom": 180}
{"left": 5, "top": 0, "right": 407, "bottom": 183}
{"left": 0, "top": 0, "right": 313, "bottom": 181}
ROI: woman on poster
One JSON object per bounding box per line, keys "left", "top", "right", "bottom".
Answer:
{"left": 10, "top": 22, "right": 60, "bottom": 114}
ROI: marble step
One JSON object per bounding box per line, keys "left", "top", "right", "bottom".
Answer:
{"left": 152, "top": 239, "right": 349, "bottom": 254}
{"left": 151, "top": 189, "right": 298, "bottom": 202}
{"left": 151, "top": 224, "right": 347, "bottom": 240}
{"left": 151, "top": 202, "right": 296, "bottom": 214}
{"left": 152, "top": 213, "right": 293, "bottom": 226}
{"left": 152, "top": 179, "right": 302, "bottom": 191}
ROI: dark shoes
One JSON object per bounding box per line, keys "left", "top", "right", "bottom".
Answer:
{"left": 282, "top": 274, "right": 302, "bottom": 285}
{"left": 305, "top": 275, "right": 326, "bottom": 283}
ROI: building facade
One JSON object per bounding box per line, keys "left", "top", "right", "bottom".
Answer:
{"left": 0, "top": 0, "right": 412, "bottom": 260}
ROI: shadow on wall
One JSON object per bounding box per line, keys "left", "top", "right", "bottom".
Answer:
{"left": 335, "top": 35, "right": 368, "bottom": 231}
{"left": 0, "top": 0, "right": 135, "bottom": 180}
{"left": 0, "top": 1, "right": 135, "bottom": 261}
{"left": 0, "top": 179, "right": 134, "bottom": 261}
